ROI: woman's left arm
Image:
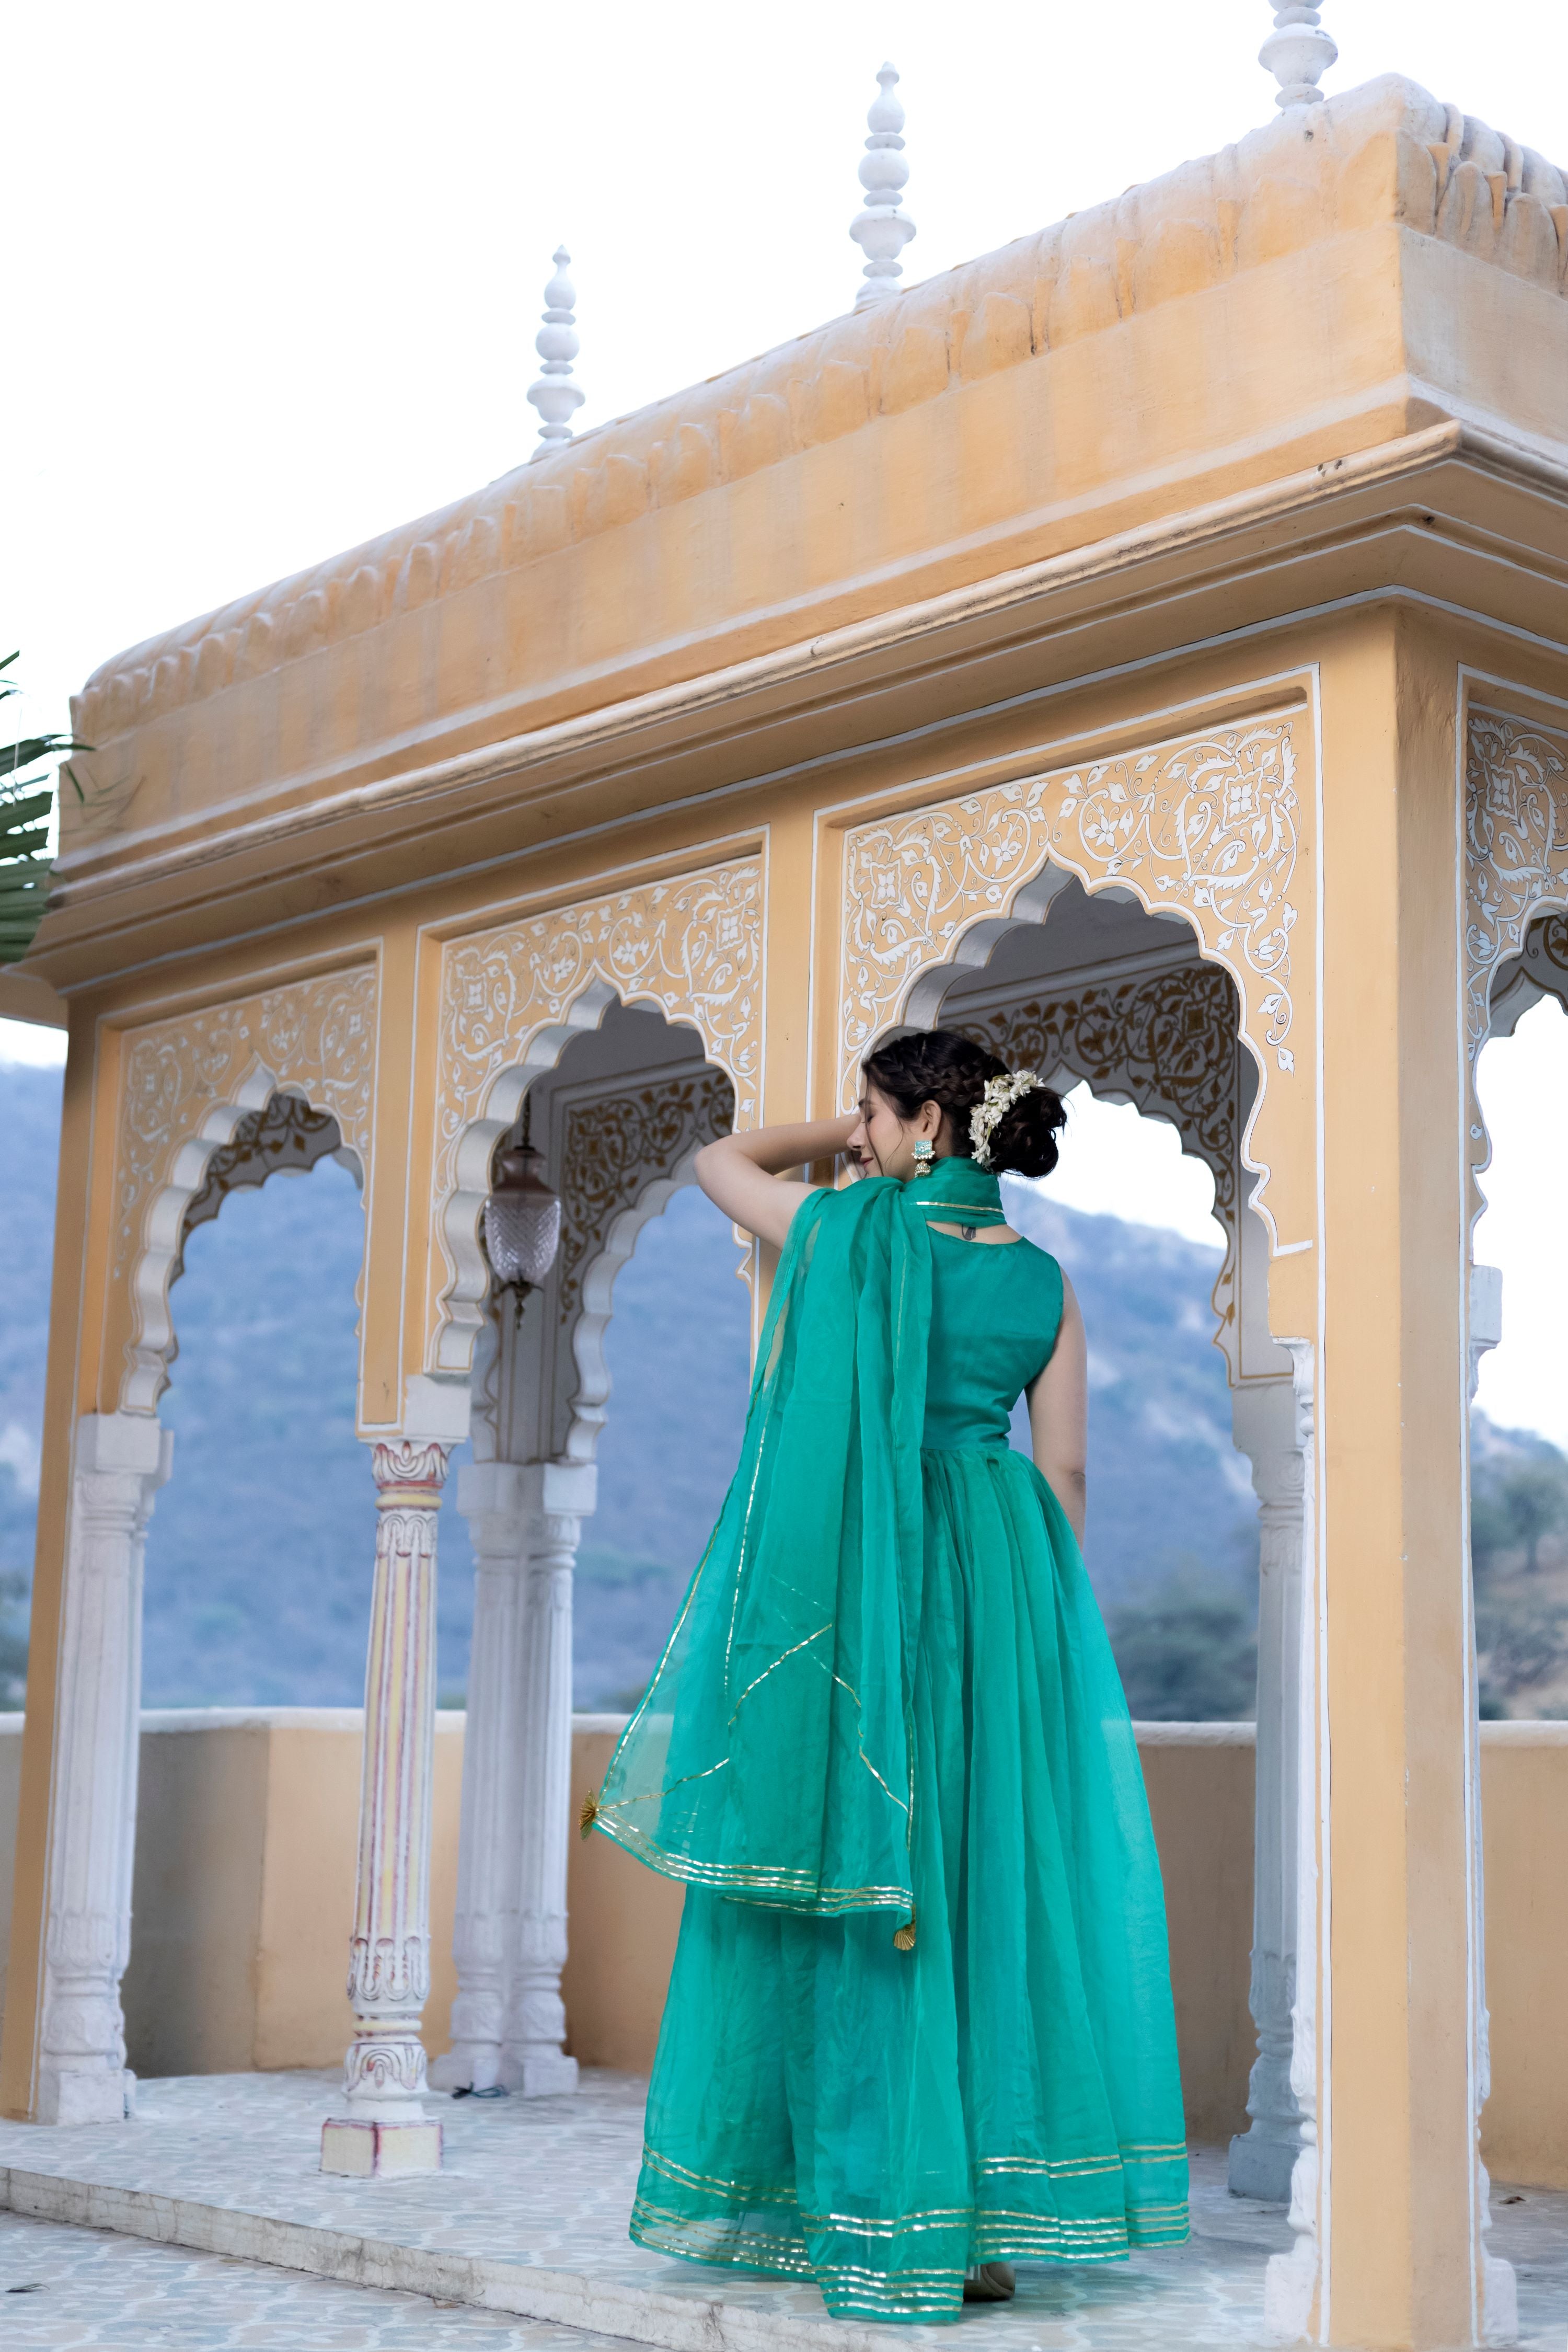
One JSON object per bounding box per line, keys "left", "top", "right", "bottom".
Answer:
{"left": 694, "top": 1115, "right": 858, "bottom": 1249}
{"left": 1028, "top": 1273, "right": 1088, "bottom": 1546}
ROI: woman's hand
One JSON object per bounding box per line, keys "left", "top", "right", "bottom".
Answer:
{"left": 693, "top": 1116, "right": 860, "bottom": 1249}
{"left": 1029, "top": 1275, "right": 1088, "bottom": 1546}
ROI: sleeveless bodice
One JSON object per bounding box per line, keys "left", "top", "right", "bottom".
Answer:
{"left": 921, "top": 1232, "right": 1064, "bottom": 1452}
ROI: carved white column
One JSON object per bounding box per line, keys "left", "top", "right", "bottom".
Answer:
{"left": 1467, "top": 1264, "right": 1519, "bottom": 2344}
{"left": 1264, "top": 1341, "right": 1323, "bottom": 2336}
{"left": 429, "top": 1460, "right": 531, "bottom": 2094}
{"left": 1228, "top": 1374, "right": 1308, "bottom": 2203}
{"left": 36, "top": 1413, "right": 171, "bottom": 2125}
{"left": 500, "top": 1459, "right": 594, "bottom": 2095}
{"left": 322, "top": 1437, "right": 450, "bottom": 2175}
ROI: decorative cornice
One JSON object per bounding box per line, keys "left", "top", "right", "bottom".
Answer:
{"left": 70, "top": 77, "right": 1568, "bottom": 755}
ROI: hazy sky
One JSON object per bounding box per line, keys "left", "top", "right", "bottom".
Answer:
{"left": 5, "top": 0, "right": 1567, "bottom": 1442}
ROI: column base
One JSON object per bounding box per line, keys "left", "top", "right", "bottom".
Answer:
{"left": 428, "top": 2046, "right": 500, "bottom": 2094}
{"left": 1482, "top": 2249, "right": 1519, "bottom": 2346}
{"left": 321, "top": 2116, "right": 444, "bottom": 2175}
{"left": 1228, "top": 2126, "right": 1298, "bottom": 2204}
{"left": 503, "top": 2048, "right": 579, "bottom": 2098}
{"left": 37, "top": 2066, "right": 135, "bottom": 2126}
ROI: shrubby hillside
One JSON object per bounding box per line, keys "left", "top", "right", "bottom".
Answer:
{"left": 4, "top": 1058, "right": 1559, "bottom": 1719}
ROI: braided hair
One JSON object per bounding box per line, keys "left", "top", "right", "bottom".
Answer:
{"left": 861, "top": 1029, "right": 1067, "bottom": 1180}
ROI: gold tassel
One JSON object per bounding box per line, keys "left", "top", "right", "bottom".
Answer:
{"left": 579, "top": 1789, "right": 600, "bottom": 1840}
{"left": 893, "top": 1910, "right": 916, "bottom": 1952}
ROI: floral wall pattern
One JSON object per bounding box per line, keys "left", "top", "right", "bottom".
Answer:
{"left": 838, "top": 719, "right": 1298, "bottom": 1111}
{"left": 1463, "top": 708, "right": 1568, "bottom": 1214}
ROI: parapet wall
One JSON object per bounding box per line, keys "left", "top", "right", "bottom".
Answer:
{"left": 2, "top": 1708, "right": 1563, "bottom": 2177}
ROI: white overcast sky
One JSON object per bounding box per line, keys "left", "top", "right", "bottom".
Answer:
{"left": 4, "top": 0, "right": 1567, "bottom": 1444}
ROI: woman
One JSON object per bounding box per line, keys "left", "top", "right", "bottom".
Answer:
{"left": 585, "top": 1030, "right": 1189, "bottom": 2322}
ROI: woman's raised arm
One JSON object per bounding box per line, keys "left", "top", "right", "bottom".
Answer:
{"left": 1028, "top": 1273, "right": 1088, "bottom": 1546}
{"left": 694, "top": 1115, "right": 859, "bottom": 1250}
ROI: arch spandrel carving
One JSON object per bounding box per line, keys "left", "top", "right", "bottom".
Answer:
{"left": 1464, "top": 708, "right": 1568, "bottom": 1225}
{"left": 429, "top": 855, "right": 762, "bottom": 1376}
{"left": 108, "top": 963, "right": 379, "bottom": 1414}
{"left": 836, "top": 712, "right": 1314, "bottom": 1260}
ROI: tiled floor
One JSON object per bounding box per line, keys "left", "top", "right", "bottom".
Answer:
{"left": 0, "top": 2209, "right": 630, "bottom": 2349}
{"left": 0, "top": 2070, "right": 1562, "bottom": 2349}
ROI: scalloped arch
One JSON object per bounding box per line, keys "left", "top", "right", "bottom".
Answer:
{"left": 110, "top": 966, "right": 378, "bottom": 1413}
{"left": 837, "top": 712, "right": 1307, "bottom": 1257}
{"left": 1463, "top": 708, "right": 1568, "bottom": 1236}
{"left": 429, "top": 856, "right": 762, "bottom": 1378}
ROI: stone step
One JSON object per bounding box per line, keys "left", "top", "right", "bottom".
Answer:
{"left": 0, "top": 2162, "right": 906, "bottom": 2352}
{"left": 0, "top": 2068, "right": 1298, "bottom": 2352}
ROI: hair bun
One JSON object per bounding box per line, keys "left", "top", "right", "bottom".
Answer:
{"left": 985, "top": 1083, "right": 1067, "bottom": 1181}
{"left": 861, "top": 1028, "right": 1067, "bottom": 1180}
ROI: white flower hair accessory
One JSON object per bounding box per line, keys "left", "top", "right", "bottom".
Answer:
{"left": 970, "top": 1070, "right": 1047, "bottom": 1167}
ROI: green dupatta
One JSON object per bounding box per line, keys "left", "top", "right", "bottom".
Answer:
{"left": 589, "top": 1155, "right": 1007, "bottom": 1917}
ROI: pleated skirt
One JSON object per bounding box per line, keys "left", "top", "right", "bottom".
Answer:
{"left": 629, "top": 1444, "right": 1190, "bottom": 2322}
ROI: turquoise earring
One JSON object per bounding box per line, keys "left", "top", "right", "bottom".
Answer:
{"left": 912, "top": 1139, "right": 936, "bottom": 1178}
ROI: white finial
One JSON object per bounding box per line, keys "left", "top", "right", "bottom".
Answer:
{"left": 850, "top": 63, "right": 916, "bottom": 311}
{"left": 526, "top": 246, "right": 584, "bottom": 459}
{"left": 1260, "top": 4, "right": 1337, "bottom": 109}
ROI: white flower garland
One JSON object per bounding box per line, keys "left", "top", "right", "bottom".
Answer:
{"left": 970, "top": 1070, "right": 1047, "bottom": 1167}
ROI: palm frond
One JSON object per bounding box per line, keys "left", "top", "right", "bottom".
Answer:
{"left": 0, "top": 862, "right": 51, "bottom": 961}
{"left": 0, "top": 733, "right": 89, "bottom": 780}
{"left": 0, "top": 657, "right": 93, "bottom": 962}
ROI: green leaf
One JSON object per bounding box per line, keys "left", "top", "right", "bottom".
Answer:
{"left": 0, "top": 788, "right": 55, "bottom": 835}
{"left": 0, "top": 734, "right": 88, "bottom": 780}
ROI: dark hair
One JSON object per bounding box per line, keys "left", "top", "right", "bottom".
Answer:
{"left": 861, "top": 1029, "right": 1067, "bottom": 1180}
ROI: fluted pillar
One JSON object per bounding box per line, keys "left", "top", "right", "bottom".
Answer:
{"left": 501, "top": 1459, "right": 594, "bottom": 2095}
{"left": 429, "top": 1460, "right": 531, "bottom": 2094}
{"left": 1229, "top": 1375, "right": 1309, "bottom": 2202}
{"left": 36, "top": 1413, "right": 171, "bottom": 2125}
{"left": 322, "top": 1436, "right": 449, "bottom": 2175}
{"left": 1467, "top": 1265, "right": 1518, "bottom": 2342}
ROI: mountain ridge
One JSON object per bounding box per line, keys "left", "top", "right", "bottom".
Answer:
{"left": 5, "top": 1060, "right": 1557, "bottom": 1719}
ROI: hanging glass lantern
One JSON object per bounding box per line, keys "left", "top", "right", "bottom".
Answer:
{"left": 483, "top": 1127, "right": 562, "bottom": 1313}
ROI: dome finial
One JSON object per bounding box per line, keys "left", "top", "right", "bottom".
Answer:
{"left": 1260, "top": 4, "right": 1338, "bottom": 110}
{"left": 526, "top": 246, "right": 585, "bottom": 460}
{"left": 849, "top": 63, "right": 916, "bottom": 311}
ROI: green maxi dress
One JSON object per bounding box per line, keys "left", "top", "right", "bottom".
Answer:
{"left": 589, "top": 1155, "right": 1188, "bottom": 2322}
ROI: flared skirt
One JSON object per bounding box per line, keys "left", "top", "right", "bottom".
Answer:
{"left": 629, "top": 1444, "right": 1190, "bottom": 2322}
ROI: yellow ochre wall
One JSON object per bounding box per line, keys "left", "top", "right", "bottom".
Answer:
{"left": 1, "top": 1712, "right": 1562, "bottom": 2183}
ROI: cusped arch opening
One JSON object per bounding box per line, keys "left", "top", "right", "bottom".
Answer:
{"left": 124, "top": 1079, "right": 364, "bottom": 1416}
{"left": 436, "top": 980, "right": 747, "bottom": 1382}
{"left": 869, "top": 869, "right": 1257, "bottom": 1375}
{"left": 462, "top": 999, "right": 743, "bottom": 1473}
{"left": 867, "top": 873, "right": 1270, "bottom": 1724}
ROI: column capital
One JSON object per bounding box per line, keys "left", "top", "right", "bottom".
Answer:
{"left": 455, "top": 1458, "right": 529, "bottom": 1522}
{"left": 517, "top": 1458, "right": 597, "bottom": 1521}
{"left": 75, "top": 1411, "right": 172, "bottom": 1488}
{"left": 370, "top": 1437, "right": 451, "bottom": 1508}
